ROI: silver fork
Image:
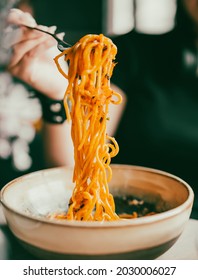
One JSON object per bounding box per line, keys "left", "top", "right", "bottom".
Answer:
{"left": 22, "top": 24, "right": 71, "bottom": 51}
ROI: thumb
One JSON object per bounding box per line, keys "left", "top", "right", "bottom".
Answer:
{"left": 7, "top": 8, "right": 37, "bottom": 27}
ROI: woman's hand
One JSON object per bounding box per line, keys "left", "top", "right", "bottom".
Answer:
{"left": 7, "top": 8, "right": 68, "bottom": 100}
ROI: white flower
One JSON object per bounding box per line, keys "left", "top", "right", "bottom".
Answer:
{"left": 0, "top": 71, "right": 42, "bottom": 171}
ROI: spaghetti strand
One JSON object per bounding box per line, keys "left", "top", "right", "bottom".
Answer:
{"left": 54, "top": 34, "right": 122, "bottom": 221}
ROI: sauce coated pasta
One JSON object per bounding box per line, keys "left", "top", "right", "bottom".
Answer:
{"left": 54, "top": 34, "right": 122, "bottom": 221}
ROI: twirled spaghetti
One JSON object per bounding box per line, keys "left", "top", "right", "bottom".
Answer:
{"left": 54, "top": 34, "right": 122, "bottom": 221}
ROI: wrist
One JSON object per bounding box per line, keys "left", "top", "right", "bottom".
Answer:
{"left": 35, "top": 91, "right": 67, "bottom": 124}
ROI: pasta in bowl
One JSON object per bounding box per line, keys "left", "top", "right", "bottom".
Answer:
{"left": 0, "top": 164, "right": 194, "bottom": 260}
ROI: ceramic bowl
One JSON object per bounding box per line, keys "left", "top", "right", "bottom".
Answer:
{"left": 0, "top": 164, "right": 194, "bottom": 259}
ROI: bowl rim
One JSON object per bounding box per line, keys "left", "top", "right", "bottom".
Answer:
{"left": 0, "top": 164, "right": 194, "bottom": 228}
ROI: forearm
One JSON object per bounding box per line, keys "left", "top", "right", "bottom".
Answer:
{"left": 41, "top": 120, "right": 74, "bottom": 168}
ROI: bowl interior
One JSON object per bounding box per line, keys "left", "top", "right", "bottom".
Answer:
{"left": 1, "top": 164, "right": 191, "bottom": 220}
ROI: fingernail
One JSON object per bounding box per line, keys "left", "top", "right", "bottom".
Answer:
{"left": 57, "top": 32, "right": 65, "bottom": 39}
{"left": 23, "top": 12, "right": 37, "bottom": 27}
{"left": 49, "top": 26, "right": 57, "bottom": 33}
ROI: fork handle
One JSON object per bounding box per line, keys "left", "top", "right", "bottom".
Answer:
{"left": 21, "top": 25, "right": 71, "bottom": 50}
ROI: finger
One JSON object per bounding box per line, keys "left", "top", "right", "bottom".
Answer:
{"left": 4, "top": 27, "right": 43, "bottom": 48}
{"left": 36, "top": 25, "right": 57, "bottom": 33}
{"left": 27, "top": 37, "right": 59, "bottom": 58}
{"left": 9, "top": 37, "right": 60, "bottom": 76}
{"left": 56, "top": 32, "right": 65, "bottom": 40}
{"left": 8, "top": 25, "right": 57, "bottom": 49}
{"left": 5, "top": 9, "right": 40, "bottom": 47}
{"left": 9, "top": 40, "right": 62, "bottom": 88}
{"left": 48, "top": 26, "right": 57, "bottom": 34}
{"left": 20, "top": 25, "right": 57, "bottom": 42}
{"left": 7, "top": 9, "right": 58, "bottom": 47}
{"left": 8, "top": 34, "right": 53, "bottom": 67}
{"left": 36, "top": 25, "right": 49, "bottom": 31}
{"left": 7, "top": 8, "right": 37, "bottom": 27}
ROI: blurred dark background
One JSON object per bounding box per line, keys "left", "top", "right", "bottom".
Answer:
{"left": 30, "top": 0, "right": 104, "bottom": 44}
